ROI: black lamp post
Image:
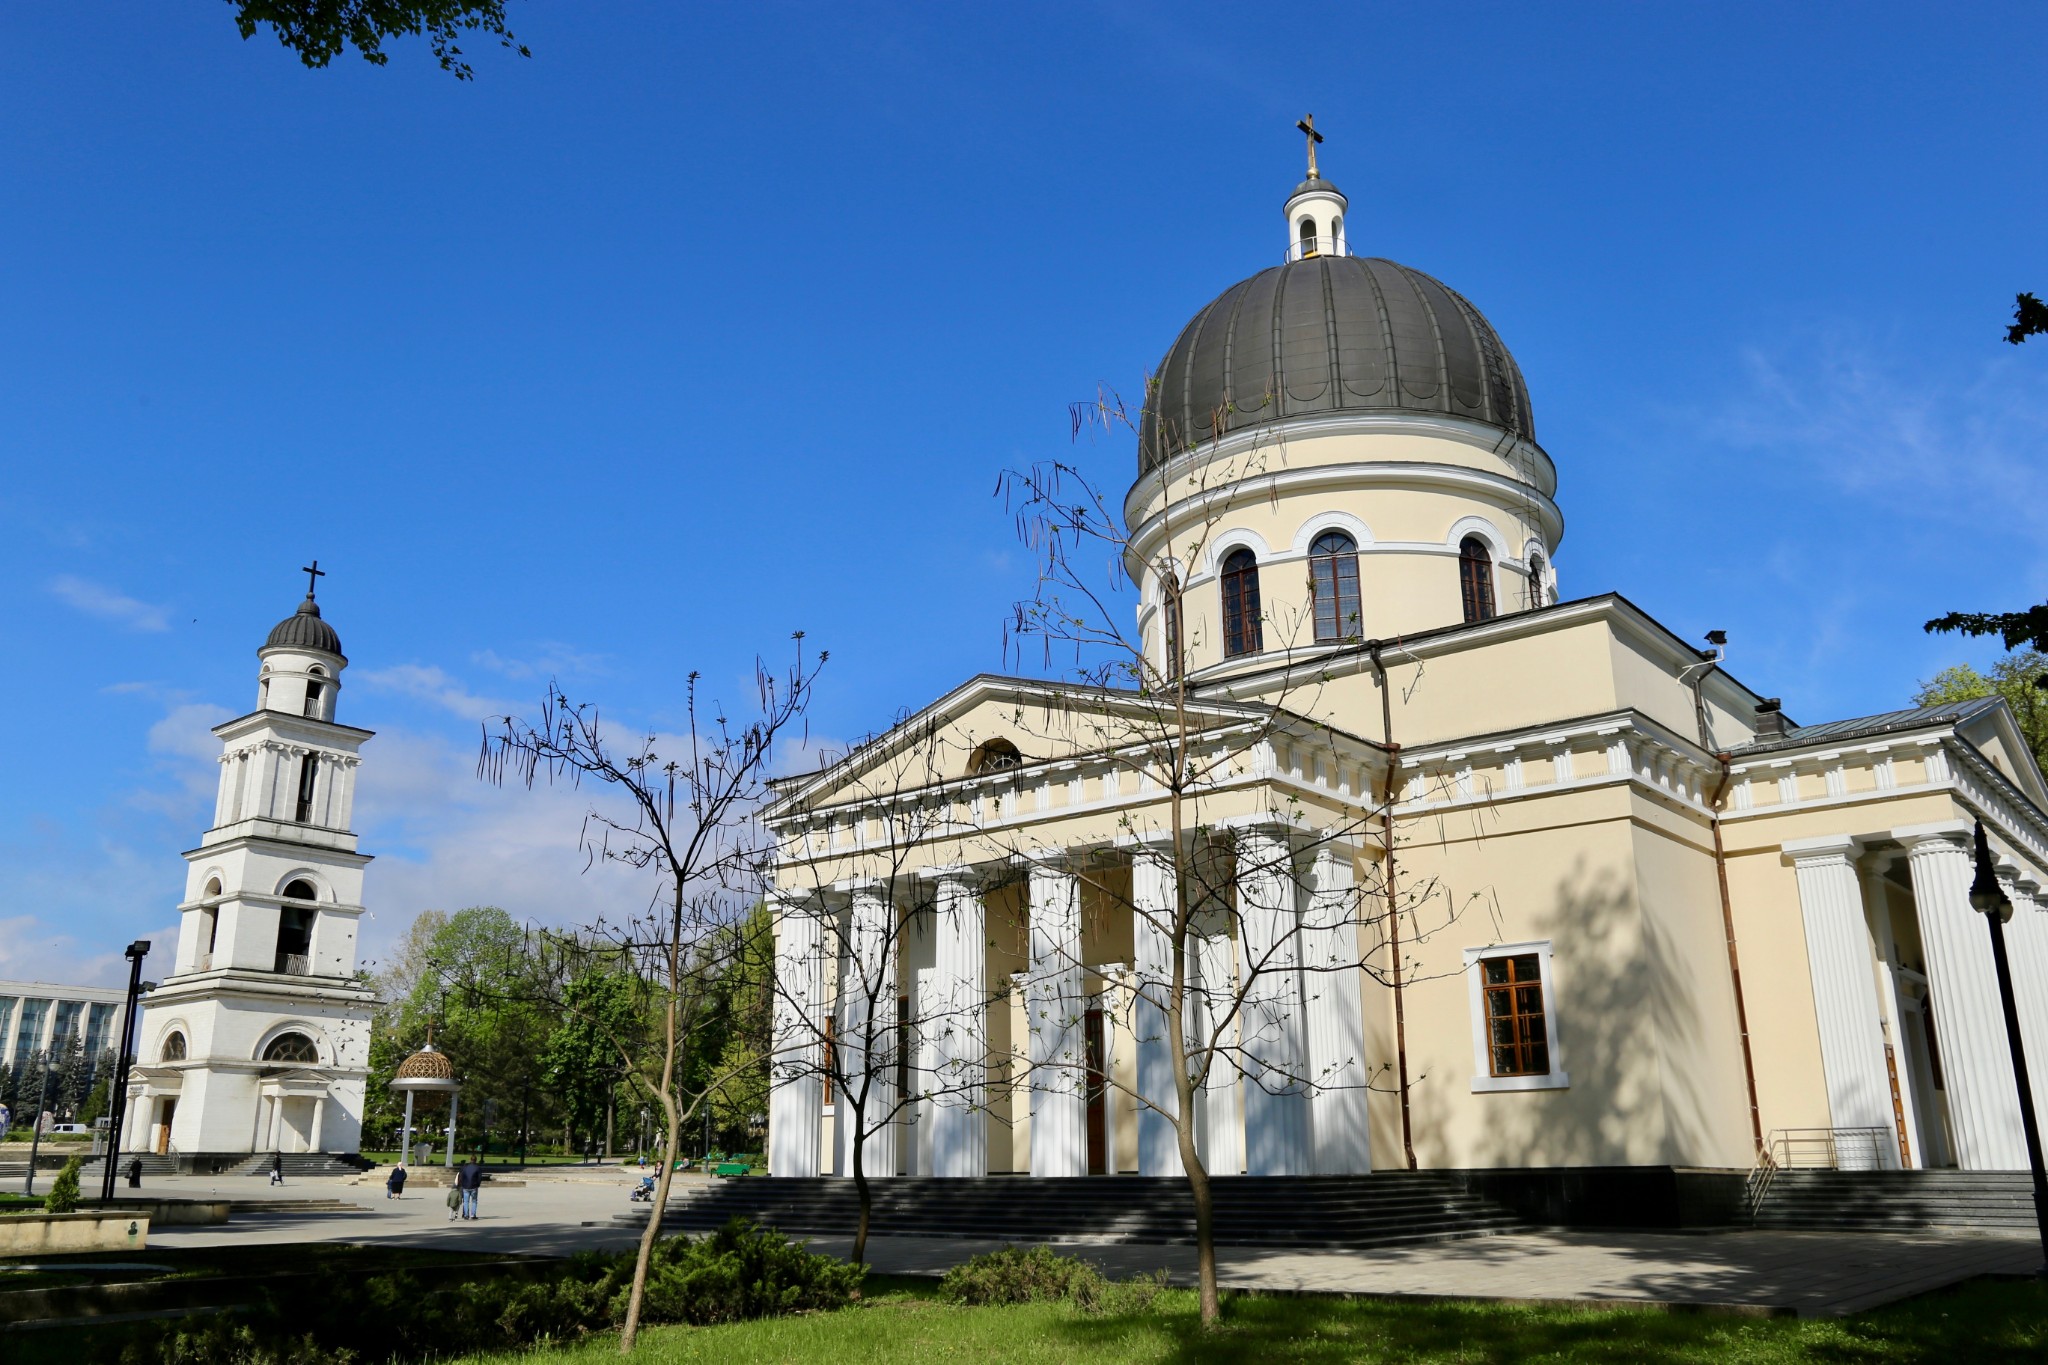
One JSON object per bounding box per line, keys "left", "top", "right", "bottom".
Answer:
{"left": 98, "top": 940, "right": 151, "bottom": 1203}
{"left": 1966, "top": 820, "right": 2048, "bottom": 1272}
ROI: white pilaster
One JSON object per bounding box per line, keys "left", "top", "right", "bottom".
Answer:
{"left": 1235, "top": 826, "right": 1310, "bottom": 1176}
{"left": 1783, "top": 836, "right": 1895, "bottom": 1168}
{"left": 1898, "top": 825, "right": 2029, "bottom": 1169}
{"left": 311, "top": 1095, "right": 327, "bottom": 1152}
{"left": 1303, "top": 842, "right": 1371, "bottom": 1173}
{"left": 925, "top": 870, "right": 988, "bottom": 1178}
{"left": 1861, "top": 862, "right": 1925, "bottom": 1168}
{"left": 840, "top": 882, "right": 898, "bottom": 1179}
{"left": 1026, "top": 861, "right": 1086, "bottom": 1177}
{"left": 768, "top": 890, "right": 826, "bottom": 1177}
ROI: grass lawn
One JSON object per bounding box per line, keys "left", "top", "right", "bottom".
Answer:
{"left": 448, "top": 1275, "right": 2048, "bottom": 1365}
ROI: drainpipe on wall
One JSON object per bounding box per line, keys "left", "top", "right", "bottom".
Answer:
{"left": 1368, "top": 641, "right": 1418, "bottom": 1170}
{"left": 1691, "top": 664, "right": 1766, "bottom": 1157}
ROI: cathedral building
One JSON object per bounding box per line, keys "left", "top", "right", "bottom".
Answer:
{"left": 124, "top": 577, "right": 376, "bottom": 1166}
{"left": 761, "top": 147, "right": 2048, "bottom": 1189}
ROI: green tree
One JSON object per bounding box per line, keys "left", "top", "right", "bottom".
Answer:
{"left": 2009, "top": 292, "right": 2048, "bottom": 345}
{"left": 1914, "top": 650, "right": 2048, "bottom": 775}
{"left": 45, "top": 1156, "right": 82, "bottom": 1213}
{"left": 228, "top": 1, "right": 529, "bottom": 79}
{"left": 53, "top": 1036, "right": 89, "bottom": 1120}
{"left": 539, "top": 969, "right": 645, "bottom": 1151}
{"left": 698, "top": 905, "right": 773, "bottom": 1146}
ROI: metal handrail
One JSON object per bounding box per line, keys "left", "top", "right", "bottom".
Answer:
{"left": 274, "top": 953, "right": 310, "bottom": 977}
{"left": 1285, "top": 239, "right": 1349, "bottom": 263}
{"left": 1749, "top": 1126, "right": 1892, "bottom": 1221}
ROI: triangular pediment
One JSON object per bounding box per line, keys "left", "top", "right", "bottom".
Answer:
{"left": 764, "top": 672, "right": 1278, "bottom": 821}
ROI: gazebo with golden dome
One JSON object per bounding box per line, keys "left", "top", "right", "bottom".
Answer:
{"left": 390, "top": 1036, "right": 461, "bottom": 1168}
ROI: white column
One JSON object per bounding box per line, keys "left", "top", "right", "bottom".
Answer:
{"left": 1862, "top": 863, "right": 1926, "bottom": 1169}
{"left": 2003, "top": 873, "right": 2048, "bottom": 1138}
{"left": 1898, "top": 825, "right": 2028, "bottom": 1169}
{"left": 310, "top": 1096, "right": 327, "bottom": 1153}
{"left": 1100, "top": 966, "right": 1128, "bottom": 1173}
{"left": 1193, "top": 925, "right": 1242, "bottom": 1175}
{"left": 925, "top": 870, "right": 988, "bottom": 1178}
{"left": 400, "top": 1090, "right": 416, "bottom": 1164}
{"left": 1130, "top": 846, "right": 1184, "bottom": 1176}
{"left": 768, "top": 891, "right": 825, "bottom": 1177}
{"left": 1303, "top": 842, "right": 1371, "bottom": 1173}
{"left": 213, "top": 754, "right": 234, "bottom": 827}
{"left": 1027, "top": 861, "right": 1086, "bottom": 1177}
{"left": 445, "top": 1093, "right": 459, "bottom": 1166}
{"left": 264, "top": 1094, "right": 281, "bottom": 1150}
{"left": 841, "top": 882, "right": 897, "bottom": 1179}
{"left": 1783, "top": 836, "right": 1896, "bottom": 1168}
{"left": 1235, "top": 826, "right": 1310, "bottom": 1176}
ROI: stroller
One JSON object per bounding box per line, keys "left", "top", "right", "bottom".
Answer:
{"left": 630, "top": 1174, "right": 657, "bottom": 1203}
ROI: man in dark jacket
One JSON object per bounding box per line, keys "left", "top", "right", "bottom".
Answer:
{"left": 457, "top": 1157, "right": 482, "bottom": 1219}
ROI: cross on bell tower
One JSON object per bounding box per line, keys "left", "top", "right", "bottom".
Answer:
{"left": 1296, "top": 114, "right": 1324, "bottom": 181}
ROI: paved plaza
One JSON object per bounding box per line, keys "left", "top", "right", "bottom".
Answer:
{"left": 108, "top": 1167, "right": 2043, "bottom": 1318}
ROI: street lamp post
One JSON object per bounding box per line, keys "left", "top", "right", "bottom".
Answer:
{"left": 20, "top": 1056, "right": 55, "bottom": 1196}
{"left": 98, "top": 940, "right": 151, "bottom": 1203}
{"left": 1967, "top": 820, "right": 2048, "bottom": 1272}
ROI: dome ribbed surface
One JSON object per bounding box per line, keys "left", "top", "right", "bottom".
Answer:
{"left": 394, "top": 1046, "right": 455, "bottom": 1081}
{"left": 264, "top": 597, "right": 343, "bottom": 658}
{"left": 1139, "top": 256, "right": 1535, "bottom": 474}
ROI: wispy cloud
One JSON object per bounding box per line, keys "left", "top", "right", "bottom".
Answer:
{"left": 354, "top": 664, "right": 516, "bottom": 723}
{"left": 49, "top": 575, "right": 171, "bottom": 632}
{"left": 471, "top": 645, "right": 609, "bottom": 682}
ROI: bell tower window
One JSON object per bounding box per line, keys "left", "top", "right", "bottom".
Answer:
{"left": 304, "top": 681, "right": 324, "bottom": 719}
{"left": 1298, "top": 217, "right": 1318, "bottom": 258}
{"left": 276, "top": 880, "right": 316, "bottom": 975}
{"left": 294, "top": 755, "right": 319, "bottom": 823}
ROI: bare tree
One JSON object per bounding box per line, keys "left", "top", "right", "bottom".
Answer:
{"left": 978, "top": 402, "right": 1477, "bottom": 1326}
{"left": 479, "top": 638, "right": 821, "bottom": 1353}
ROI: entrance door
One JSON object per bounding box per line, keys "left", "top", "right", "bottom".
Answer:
{"left": 1084, "top": 1007, "right": 1107, "bottom": 1175}
{"left": 155, "top": 1097, "right": 176, "bottom": 1154}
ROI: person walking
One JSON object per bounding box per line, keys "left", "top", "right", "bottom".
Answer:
{"left": 125, "top": 1156, "right": 143, "bottom": 1189}
{"left": 269, "top": 1151, "right": 284, "bottom": 1186}
{"left": 386, "top": 1164, "right": 407, "bottom": 1200}
{"left": 457, "top": 1156, "right": 482, "bottom": 1220}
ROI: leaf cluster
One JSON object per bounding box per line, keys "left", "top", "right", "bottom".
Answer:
{"left": 229, "top": 0, "right": 529, "bottom": 79}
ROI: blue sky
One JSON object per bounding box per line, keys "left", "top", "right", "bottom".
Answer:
{"left": 4, "top": 2, "right": 2046, "bottom": 984}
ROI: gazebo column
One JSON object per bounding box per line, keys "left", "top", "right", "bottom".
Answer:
{"left": 1027, "top": 859, "right": 1086, "bottom": 1177}
{"left": 400, "top": 1090, "right": 417, "bottom": 1164}
{"left": 445, "top": 1093, "right": 459, "bottom": 1166}
{"left": 1303, "top": 841, "right": 1371, "bottom": 1173}
{"left": 1235, "top": 826, "right": 1310, "bottom": 1176}
{"left": 924, "top": 868, "right": 988, "bottom": 1178}
{"left": 1131, "top": 846, "right": 1184, "bottom": 1176}
{"left": 1784, "top": 836, "right": 1895, "bottom": 1168}
{"left": 840, "top": 881, "right": 898, "bottom": 1180}
{"left": 768, "top": 890, "right": 825, "bottom": 1178}
{"left": 1898, "top": 824, "right": 2028, "bottom": 1169}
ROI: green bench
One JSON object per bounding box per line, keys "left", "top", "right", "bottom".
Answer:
{"left": 712, "top": 1152, "right": 756, "bottom": 1178}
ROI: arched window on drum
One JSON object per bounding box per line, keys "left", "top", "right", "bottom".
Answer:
{"left": 1309, "top": 531, "right": 1361, "bottom": 643}
{"left": 1459, "top": 537, "right": 1497, "bottom": 624}
{"left": 1220, "top": 549, "right": 1263, "bottom": 658}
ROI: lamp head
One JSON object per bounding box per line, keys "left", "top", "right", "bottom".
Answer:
{"left": 125, "top": 940, "right": 150, "bottom": 961}
{"left": 1969, "top": 821, "right": 2013, "bottom": 920}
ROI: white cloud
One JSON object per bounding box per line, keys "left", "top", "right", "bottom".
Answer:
{"left": 471, "top": 645, "right": 610, "bottom": 682}
{"left": 49, "top": 575, "right": 171, "bottom": 632}
{"left": 354, "top": 664, "right": 516, "bottom": 724}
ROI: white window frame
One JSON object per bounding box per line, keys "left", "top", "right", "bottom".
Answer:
{"left": 1464, "top": 939, "right": 1569, "bottom": 1093}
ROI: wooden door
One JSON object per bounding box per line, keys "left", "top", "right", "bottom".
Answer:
{"left": 155, "top": 1098, "right": 176, "bottom": 1154}
{"left": 1084, "top": 1008, "right": 1107, "bottom": 1175}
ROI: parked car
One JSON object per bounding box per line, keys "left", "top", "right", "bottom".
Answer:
{"left": 48, "top": 1124, "right": 91, "bottom": 1135}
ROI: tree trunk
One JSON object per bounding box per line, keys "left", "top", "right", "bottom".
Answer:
{"left": 850, "top": 1109, "right": 872, "bottom": 1264}
{"left": 605, "top": 1093, "right": 615, "bottom": 1160}
{"left": 621, "top": 1103, "right": 682, "bottom": 1352}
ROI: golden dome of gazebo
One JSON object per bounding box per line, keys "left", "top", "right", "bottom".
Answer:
{"left": 390, "top": 1040, "right": 460, "bottom": 1093}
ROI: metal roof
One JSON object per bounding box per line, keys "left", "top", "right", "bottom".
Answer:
{"left": 1138, "top": 256, "right": 1536, "bottom": 474}
{"left": 1731, "top": 696, "right": 2004, "bottom": 758}
{"left": 263, "top": 596, "right": 343, "bottom": 658}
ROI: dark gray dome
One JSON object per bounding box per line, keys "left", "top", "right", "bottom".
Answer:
{"left": 264, "top": 597, "right": 343, "bottom": 658}
{"left": 1140, "top": 256, "right": 1535, "bottom": 474}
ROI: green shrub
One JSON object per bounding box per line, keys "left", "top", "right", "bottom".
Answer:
{"left": 633, "top": 1216, "right": 866, "bottom": 1325}
{"left": 43, "top": 1155, "right": 82, "bottom": 1213}
{"left": 120, "top": 1219, "right": 861, "bottom": 1362}
{"left": 939, "top": 1245, "right": 1164, "bottom": 1315}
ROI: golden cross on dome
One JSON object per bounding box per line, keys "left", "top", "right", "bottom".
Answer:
{"left": 1296, "top": 114, "right": 1324, "bottom": 179}
{"left": 301, "top": 559, "right": 325, "bottom": 599}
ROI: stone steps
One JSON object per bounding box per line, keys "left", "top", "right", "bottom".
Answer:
{"left": 1752, "top": 1170, "right": 2045, "bottom": 1232}
{"left": 619, "top": 1173, "right": 1527, "bottom": 1249}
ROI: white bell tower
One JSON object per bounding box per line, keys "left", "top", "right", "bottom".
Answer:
{"left": 1284, "top": 113, "right": 1349, "bottom": 261}
{"left": 127, "top": 566, "right": 378, "bottom": 1166}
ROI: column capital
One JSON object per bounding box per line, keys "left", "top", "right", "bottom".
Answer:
{"left": 1891, "top": 821, "right": 1973, "bottom": 851}
{"left": 1780, "top": 834, "right": 1863, "bottom": 866}
{"left": 914, "top": 864, "right": 981, "bottom": 887}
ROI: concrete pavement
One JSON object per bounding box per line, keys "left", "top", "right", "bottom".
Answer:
{"left": 119, "top": 1169, "right": 2045, "bottom": 1318}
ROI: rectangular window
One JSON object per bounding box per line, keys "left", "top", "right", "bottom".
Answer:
{"left": 1163, "top": 591, "right": 1182, "bottom": 683}
{"left": 1482, "top": 953, "right": 1549, "bottom": 1076}
{"left": 294, "top": 755, "right": 319, "bottom": 823}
